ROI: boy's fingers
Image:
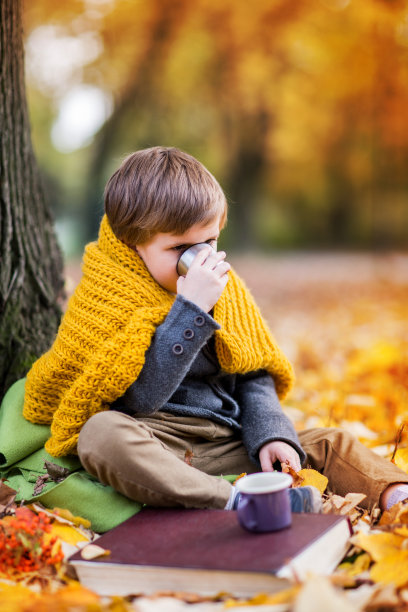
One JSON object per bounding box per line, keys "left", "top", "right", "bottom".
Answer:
{"left": 259, "top": 448, "right": 274, "bottom": 472}
{"left": 214, "top": 262, "right": 230, "bottom": 277}
{"left": 202, "top": 250, "right": 225, "bottom": 269}
{"left": 189, "top": 246, "right": 213, "bottom": 268}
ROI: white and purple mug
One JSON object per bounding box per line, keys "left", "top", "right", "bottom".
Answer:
{"left": 235, "top": 472, "right": 293, "bottom": 533}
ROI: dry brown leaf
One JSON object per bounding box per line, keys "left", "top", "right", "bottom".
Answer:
{"left": 184, "top": 449, "right": 194, "bottom": 466}
{"left": 364, "top": 584, "right": 402, "bottom": 611}
{"left": 323, "top": 493, "right": 366, "bottom": 518}
{"left": 282, "top": 464, "right": 305, "bottom": 487}
{"left": 0, "top": 480, "right": 17, "bottom": 515}
{"left": 379, "top": 500, "right": 408, "bottom": 526}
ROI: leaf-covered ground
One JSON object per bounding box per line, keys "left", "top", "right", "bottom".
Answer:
{"left": 2, "top": 253, "right": 407, "bottom": 611}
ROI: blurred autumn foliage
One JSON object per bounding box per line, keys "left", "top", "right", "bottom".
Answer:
{"left": 24, "top": 0, "right": 408, "bottom": 251}
{"left": 231, "top": 252, "right": 408, "bottom": 454}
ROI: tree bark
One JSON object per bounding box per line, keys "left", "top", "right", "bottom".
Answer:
{"left": 0, "top": 0, "right": 64, "bottom": 398}
{"left": 224, "top": 111, "right": 271, "bottom": 251}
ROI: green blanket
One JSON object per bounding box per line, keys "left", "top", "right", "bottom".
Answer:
{"left": 1, "top": 379, "right": 238, "bottom": 533}
{"left": 0, "top": 379, "right": 141, "bottom": 532}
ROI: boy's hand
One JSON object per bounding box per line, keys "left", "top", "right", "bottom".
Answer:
{"left": 177, "top": 247, "right": 230, "bottom": 313}
{"left": 259, "top": 440, "right": 302, "bottom": 473}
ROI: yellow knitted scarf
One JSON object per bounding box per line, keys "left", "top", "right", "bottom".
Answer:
{"left": 23, "top": 215, "right": 294, "bottom": 457}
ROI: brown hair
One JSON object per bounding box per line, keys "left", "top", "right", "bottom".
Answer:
{"left": 104, "top": 146, "right": 227, "bottom": 245}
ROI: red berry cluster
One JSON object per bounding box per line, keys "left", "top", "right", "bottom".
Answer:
{"left": 0, "top": 507, "right": 64, "bottom": 575}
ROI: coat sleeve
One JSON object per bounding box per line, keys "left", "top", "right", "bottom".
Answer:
{"left": 235, "top": 370, "right": 306, "bottom": 466}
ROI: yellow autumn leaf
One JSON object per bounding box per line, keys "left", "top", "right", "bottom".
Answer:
{"left": 0, "top": 582, "right": 38, "bottom": 606}
{"left": 224, "top": 586, "right": 300, "bottom": 607}
{"left": 395, "top": 526, "right": 408, "bottom": 537}
{"left": 394, "top": 448, "right": 408, "bottom": 474}
{"left": 347, "top": 342, "right": 401, "bottom": 375}
{"left": 23, "top": 583, "right": 102, "bottom": 611}
{"left": 353, "top": 532, "right": 404, "bottom": 562}
{"left": 370, "top": 550, "right": 408, "bottom": 587}
{"left": 338, "top": 552, "right": 371, "bottom": 577}
{"left": 52, "top": 507, "right": 92, "bottom": 529}
{"left": 48, "top": 522, "right": 91, "bottom": 546}
{"left": 297, "top": 468, "right": 328, "bottom": 494}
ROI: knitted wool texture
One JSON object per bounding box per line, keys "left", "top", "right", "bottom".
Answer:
{"left": 23, "top": 215, "right": 295, "bottom": 457}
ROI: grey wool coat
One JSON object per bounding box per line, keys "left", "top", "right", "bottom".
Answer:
{"left": 111, "top": 294, "right": 306, "bottom": 467}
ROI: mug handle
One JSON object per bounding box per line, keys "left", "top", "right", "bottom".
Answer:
{"left": 239, "top": 496, "right": 258, "bottom": 531}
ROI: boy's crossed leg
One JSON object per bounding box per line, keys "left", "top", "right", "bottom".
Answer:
{"left": 78, "top": 411, "right": 408, "bottom": 511}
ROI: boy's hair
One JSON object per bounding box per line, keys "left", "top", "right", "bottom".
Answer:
{"left": 104, "top": 146, "right": 227, "bottom": 245}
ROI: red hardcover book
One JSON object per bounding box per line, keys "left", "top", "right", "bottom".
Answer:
{"left": 69, "top": 509, "right": 352, "bottom": 597}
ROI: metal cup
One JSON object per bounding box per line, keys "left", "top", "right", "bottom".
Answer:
{"left": 176, "top": 243, "right": 215, "bottom": 276}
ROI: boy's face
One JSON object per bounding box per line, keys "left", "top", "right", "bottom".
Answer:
{"left": 134, "top": 216, "right": 221, "bottom": 294}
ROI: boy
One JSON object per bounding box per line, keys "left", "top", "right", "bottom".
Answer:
{"left": 23, "top": 147, "right": 408, "bottom": 513}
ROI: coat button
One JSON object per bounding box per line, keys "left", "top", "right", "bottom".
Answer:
{"left": 194, "top": 315, "right": 205, "bottom": 327}
{"left": 183, "top": 328, "right": 195, "bottom": 340}
{"left": 172, "top": 343, "right": 184, "bottom": 355}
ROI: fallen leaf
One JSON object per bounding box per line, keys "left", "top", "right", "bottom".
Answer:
{"left": 44, "top": 461, "right": 72, "bottom": 481}
{"left": 293, "top": 575, "right": 359, "bottom": 612}
{"left": 152, "top": 590, "right": 226, "bottom": 603}
{"left": 369, "top": 550, "right": 408, "bottom": 588}
{"left": 323, "top": 493, "right": 366, "bottom": 518}
{"left": 0, "top": 582, "right": 38, "bottom": 606}
{"left": 365, "top": 583, "right": 403, "bottom": 611}
{"left": 224, "top": 586, "right": 300, "bottom": 607}
{"left": 0, "top": 480, "right": 17, "bottom": 515}
{"left": 33, "top": 474, "right": 50, "bottom": 496}
{"left": 184, "top": 450, "right": 194, "bottom": 466}
{"left": 338, "top": 552, "right": 371, "bottom": 577}
{"left": 379, "top": 500, "right": 408, "bottom": 526}
{"left": 23, "top": 583, "right": 102, "bottom": 610}
{"left": 393, "top": 447, "right": 408, "bottom": 473}
{"left": 352, "top": 531, "right": 403, "bottom": 562}
{"left": 80, "top": 544, "right": 111, "bottom": 560}
{"left": 49, "top": 523, "right": 91, "bottom": 546}
{"left": 297, "top": 469, "right": 328, "bottom": 494}
{"left": 52, "top": 507, "right": 92, "bottom": 529}
{"left": 282, "top": 464, "right": 305, "bottom": 488}
{"left": 232, "top": 473, "right": 247, "bottom": 485}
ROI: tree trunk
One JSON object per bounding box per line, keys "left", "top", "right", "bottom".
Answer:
{"left": 224, "top": 111, "right": 271, "bottom": 251}
{"left": 0, "top": 0, "right": 64, "bottom": 398}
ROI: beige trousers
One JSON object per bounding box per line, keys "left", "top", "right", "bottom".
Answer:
{"left": 77, "top": 411, "right": 408, "bottom": 510}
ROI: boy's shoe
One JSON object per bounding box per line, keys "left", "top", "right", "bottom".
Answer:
{"left": 385, "top": 484, "right": 408, "bottom": 510}
{"left": 289, "top": 486, "right": 323, "bottom": 513}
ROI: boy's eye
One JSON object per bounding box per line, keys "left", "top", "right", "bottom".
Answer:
{"left": 172, "top": 239, "right": 216, "bottom": 252}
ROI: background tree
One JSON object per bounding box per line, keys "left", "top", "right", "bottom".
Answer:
{"left": 0, "top": 0, "right": 64, "bottom": 398}
{"left": 23, "top": 0, "right": 408, "bottom": 251}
